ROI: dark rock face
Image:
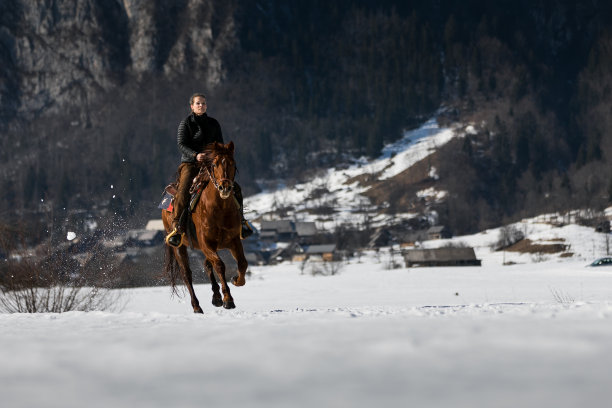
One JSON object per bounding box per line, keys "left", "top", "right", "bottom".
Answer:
{"left": 0, "top": 0, "right": 236, "bottom": 127}
{"left": 3, "top": 0, "right": 611, "bottom": 233}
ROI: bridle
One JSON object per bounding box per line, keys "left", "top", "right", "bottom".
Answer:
{"left": 204, "top": 156, "right": 234, "bottom": 195}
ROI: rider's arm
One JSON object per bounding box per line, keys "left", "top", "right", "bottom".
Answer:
{"left": 213, "top": 118, "right": 224, "bottom": 144}
{"left": 177, "top": 119, "right": 198, "bottom": 160}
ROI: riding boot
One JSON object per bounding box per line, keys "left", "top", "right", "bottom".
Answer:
{"left": 234, "top": 182, "right": 253, "bottom": 239}
{"left": 166, "top": 209, "right": 187, "bottom": 247}
{"left": 166, "top": 163, "right": 198, "bottom": 247}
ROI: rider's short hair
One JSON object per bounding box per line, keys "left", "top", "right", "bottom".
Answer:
{"left": 190, "top": 93, "right": 206, "bottom": 105}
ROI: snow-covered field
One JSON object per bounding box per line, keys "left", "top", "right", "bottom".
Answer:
{"left": 2, "top": 221, "right": 612, "bottom": 408}
{"left": 3, "top": 116, "right": 612, "bottom": 407}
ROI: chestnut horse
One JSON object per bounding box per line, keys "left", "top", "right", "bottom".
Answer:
{"left": 162, "top": 141, "right": 248, "bottom": 313}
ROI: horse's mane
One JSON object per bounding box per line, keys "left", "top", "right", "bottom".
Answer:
{"left": 199, "top": 143, "right": 234, "bottom": 169}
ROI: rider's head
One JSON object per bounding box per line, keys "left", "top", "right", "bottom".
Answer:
{"left": 190, "top": 93, "right": 207, "bottom": 116}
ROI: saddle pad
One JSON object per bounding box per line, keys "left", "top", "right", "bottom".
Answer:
{"left": 158, "top": 191, "right": 174, "bottom": 211}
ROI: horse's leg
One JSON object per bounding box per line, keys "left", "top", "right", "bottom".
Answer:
{"left": 175, "top": 246, "right": 203, "bottom": 314}
{"left": 206, "top": 252, "right": 235, "bottom": 309}
{"left": 204, "top": 259, "right": 223, "bottom": 307}
{"left": 229, "top": 239, "right": 248, "bottom": 287}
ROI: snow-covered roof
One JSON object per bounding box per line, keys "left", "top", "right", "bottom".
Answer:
{"left": 403, "top": 247, "right": 477, "bottom": 262}
{"left": 260, "top": 220, "right": 294, "bottom": 234}
{"left": 145, "top": 219, "right": 165, "bottom": 231}
{"left": 427, "top": 226, "right": 448, "bottom": 233}
{"left": 305, "top": 244, "right": 336, "bottom": 254}
{"left": 295, "top": 222, "right": 317, "bottom": 236}
{"left": 136, "top": 230, "right": 162, "bottom": 241}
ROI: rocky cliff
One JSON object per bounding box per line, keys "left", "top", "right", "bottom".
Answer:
{"left": 2, "top": 0, "right": 611, "bottom": 236}
{"left": 0, "top": 0, "right": 236, "bottom": 128}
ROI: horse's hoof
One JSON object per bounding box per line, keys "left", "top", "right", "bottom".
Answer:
{"left": 231, "top": 276, "right": 245, "bottom": 287}
{"left": 223, "top": 300, "right": 236, "bottom": 309}
{"left": 212, "top": 295, "right": 223, "bottom": 307}
{"left": 193, "top": 306, "right": 204, "bottom": 314}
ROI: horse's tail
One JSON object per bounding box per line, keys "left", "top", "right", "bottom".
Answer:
{"left": 163, "top": 244, "right": 182, "bottom": 296}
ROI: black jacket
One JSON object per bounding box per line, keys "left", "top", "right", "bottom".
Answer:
{"left": 177, "top": 113, "right": 224, "bottom": 163}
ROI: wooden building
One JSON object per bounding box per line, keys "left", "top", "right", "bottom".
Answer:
{"left": 260, "top": 220, "right": 318, "bottom": 243}
{"left": 403, "top": 247, "right": 481, "bottom": 267}
{"left": 304, "top": 244, "right": 339, "bottom": 262}
{"left": 427, "top": 226, "right": 452, "bottom": 240}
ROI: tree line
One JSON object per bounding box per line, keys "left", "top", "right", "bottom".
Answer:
{"left": 1, "top": 0, "right": 612, "bottom": 236}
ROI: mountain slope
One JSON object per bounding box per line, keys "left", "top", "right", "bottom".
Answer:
{"left": 245, "top": 117, "right": 460, "bottom": 231}
{"left": 1, "top": 0, "right": 612, "bottom": 235}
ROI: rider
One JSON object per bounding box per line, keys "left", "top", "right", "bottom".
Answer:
{"left": 165, "top": 92, "right": 252, "bottom": 247}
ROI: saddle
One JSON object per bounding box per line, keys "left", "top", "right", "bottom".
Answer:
{"left": 158, "top": 169, "right": 208, "bottom": 213}
{"left": 159, "top": 173, "right": 208, "bottom": 248}
{"left": 158, "top": 184, "right": 177, "bottom": 212}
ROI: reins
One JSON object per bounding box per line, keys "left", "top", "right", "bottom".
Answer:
{"left": 191, "top": 155, "right": 234, "bottom": 195}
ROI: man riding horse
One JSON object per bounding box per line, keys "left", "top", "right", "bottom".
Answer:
{"left": 165, "top": 92, "right": 252, "bottom": 247}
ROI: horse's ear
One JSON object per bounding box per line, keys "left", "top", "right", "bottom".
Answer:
{"left": 227, "top": 141, "right": 234, "bottom": 153}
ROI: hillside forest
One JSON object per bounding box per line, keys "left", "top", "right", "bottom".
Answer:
{"left": 1, "top": 0, "right": 612, "bottom": 238}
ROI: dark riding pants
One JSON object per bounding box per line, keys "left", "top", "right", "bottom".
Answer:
{"left": 172, "top": 162, "right": 199, "bottom": 230}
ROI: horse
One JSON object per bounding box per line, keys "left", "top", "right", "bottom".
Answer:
{"left": 161, "top": 141, "right": 248, "bottom": 313}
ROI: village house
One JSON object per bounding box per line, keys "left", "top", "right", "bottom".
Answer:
{"left": 260, "top": 220, "right": 295, "bottom": 241}
{"left": 145, "top": 219, "right": 165, "bottom": 231}
{"left": 126, "top": 229, "right": 164, "bottom": 247}
{"left": 402, "top": 247, "right": 481, "bottom": 267}
{"left": 271, "top": 242, "right": 305, "bottom": 263}
{"left": 260, "top": 220, "right": 318, "bottom": 243}
{"left": 303, "top": 244, "right": 340, "bottom": 262}
{"left": 427, "top": 225, "right": 452, "bottom": 240}
{"left": 295, "top": 222, "right": 318, "bottom": 244}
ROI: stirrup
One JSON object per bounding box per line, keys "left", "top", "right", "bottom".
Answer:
{"left": 240, "top": 220, "right": 254, "bottom": 240}
{"left": 165, "top": 227, "right": 185, "bottom": 248}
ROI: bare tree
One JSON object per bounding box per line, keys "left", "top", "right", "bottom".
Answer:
{"left": 384, "top": 247, "right": 402, "bottom": 270}
{"left": 0, "top": 223, "right": 124, "bottom": 313}
{"left": 0, "top": 256, "right": 124, "bottom": 313}
{"left": 495, "top": 225, "right": 525, "bottom": 250}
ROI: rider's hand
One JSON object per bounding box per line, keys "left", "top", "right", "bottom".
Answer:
{"left": 196, "top": 153, "right": 205, "bottom": 162}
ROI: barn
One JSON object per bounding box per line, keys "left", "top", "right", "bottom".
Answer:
{"left": 403, "top": 247, "right": 481, "bottom": 267}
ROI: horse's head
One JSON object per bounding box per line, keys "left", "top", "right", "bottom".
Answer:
{"left": 203, "top": 141, "right": 236, "bottom": 199}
